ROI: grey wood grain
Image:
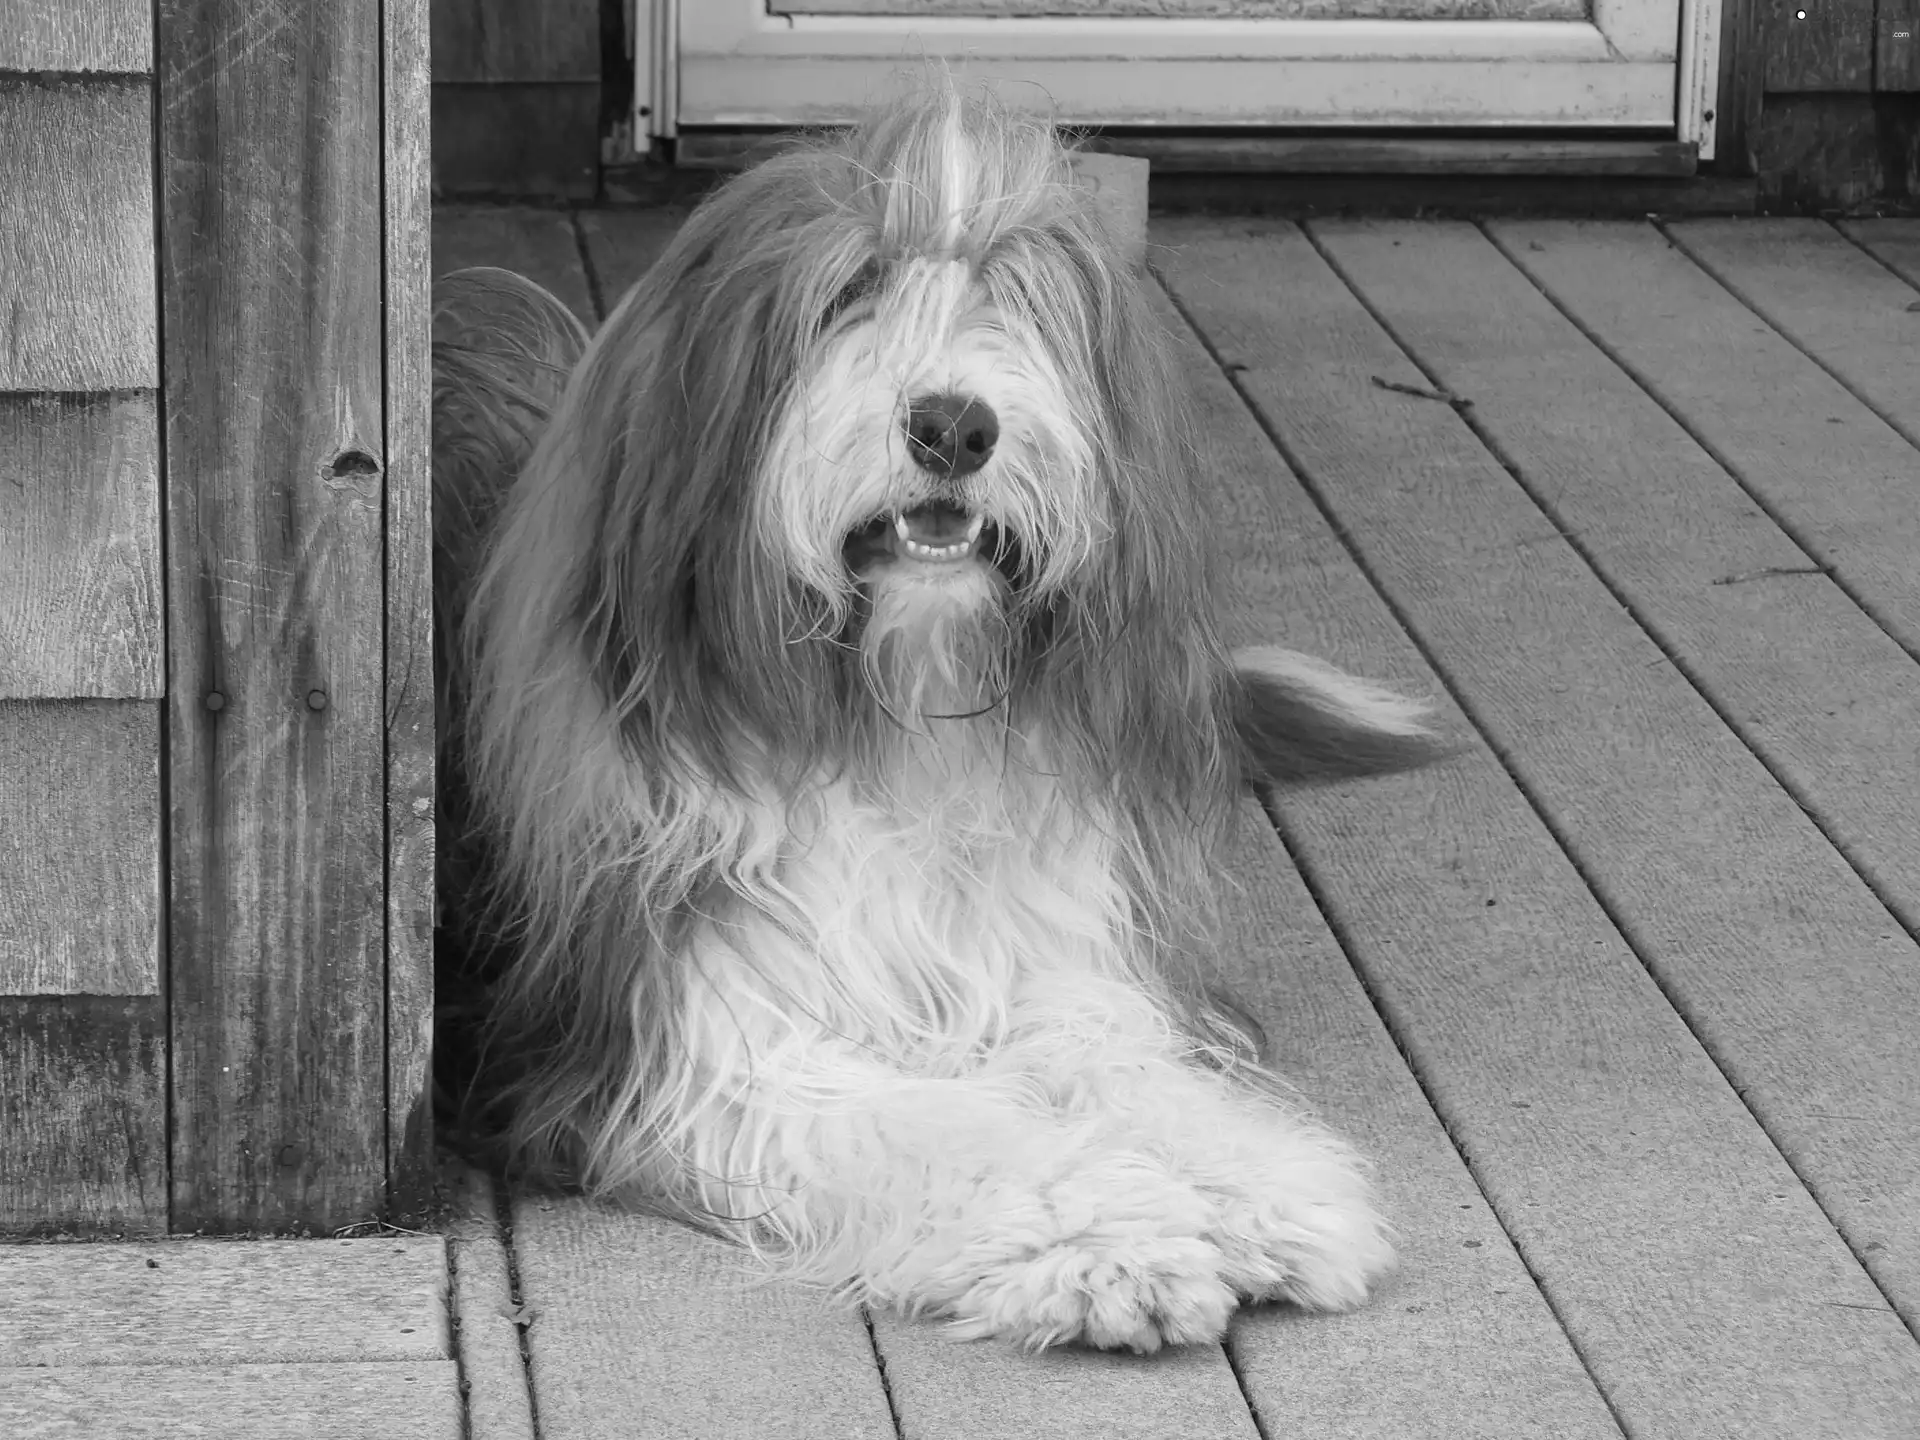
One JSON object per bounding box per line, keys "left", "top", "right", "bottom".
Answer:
{"left": 433, "top": 205, "right": 597, "bottom": 324}
{"left": 159, "top": 0, "right": 389, "bottom": 1230}
{"left": 1213, "top": 816, "right": 1621, "bottom": 1440}
{"left": 870, "top": 1308, "right": 1260, "bottom": 1440}
{"left": 0, "top": 996, "right": 164, "bottom": 1236}
{"left": 1484, "top": 214, "right": 1920, "bottom": 866}
{"left": 0, "top": 1236, "right": 448, "bottom": 1364}
{"left": 0, "top": 394, "right": 162, "bottom": 700}
{"left": 1665, "top": 218, "right": 1920, "bottom": 450}
{"left": 0, "top": 1362, "right": 461, "bottom": 1439}
{"left": 1483, "top": 218, "right": 1920, "bottom": 658}
{"left": 1837, "top": 218, "right": 1920, "bottom": 289}
{"left": 1168, "top": 284, "right": 1624, "bottom": 1437}
{"left": 1320, "top": 215, "right": 1920, "bottom": 1335}
{"left": 1157, "top": 216, "right": 1920, "bottom": 1437}
{"left": 0, "top": 80, "right": 156, "bottom": 391}
{"left": 446, "top": 1167, "right": 537, "bottom": 1440}
{"left": 0, "top": 0, "right": 151, "bottom": 71}
{"left": 0, "top": 700, "right": 159, "bottom": 995}
{"left": 385, "top": 0, "right": 439, "bottom": 1219}
{"left": 510, "top": 1194, "right": 896, "bottom": 1440}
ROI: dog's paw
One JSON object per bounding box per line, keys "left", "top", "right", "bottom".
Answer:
{"left": 943, "top": 1233, "right": 1238, "bottom": 1353}
{"left": 1207, "top": 1176, "right": 1396, "bottom": 1312}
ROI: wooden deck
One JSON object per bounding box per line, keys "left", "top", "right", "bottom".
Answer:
{"left": 426, "top": 207, "right": 1920, "bottom": 1440}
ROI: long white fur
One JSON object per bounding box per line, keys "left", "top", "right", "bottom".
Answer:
{"left": 444, "top": 80, "right": 1421, "bottom": 1353}
{"left": 1236, "top": 645, "right": 1438, "bottom": 737}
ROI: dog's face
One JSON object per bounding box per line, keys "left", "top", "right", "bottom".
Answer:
{"left": 765, "top": 246, "right": 1097, "bottom": 618}
{"left": 538, "top": 85, "right": 1230, "bottom": 801}
{"left": 740, "top": 97, "right": 1146, "bottom": 708}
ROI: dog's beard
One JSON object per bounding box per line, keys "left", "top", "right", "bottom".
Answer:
{"left": 857, "top": 549, "right": 1014, "bottom": 729}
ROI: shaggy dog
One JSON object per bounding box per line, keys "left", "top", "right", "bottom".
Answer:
{"left": 433, "top": 83, "right": 1445, "bottom": 1352}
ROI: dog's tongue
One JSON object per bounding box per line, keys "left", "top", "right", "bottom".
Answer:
{"left": 895, "top": 503, "right": 977, "bottom": 546}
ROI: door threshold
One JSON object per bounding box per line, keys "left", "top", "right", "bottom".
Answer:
{"left": 670, "top": 129, "right": 1697, "bottom": 178}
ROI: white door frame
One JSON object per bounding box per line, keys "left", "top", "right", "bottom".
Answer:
{"left": 633, "top": 0, "right": 1720, "bottom": 159}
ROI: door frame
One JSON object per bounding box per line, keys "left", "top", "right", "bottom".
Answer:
{"left": 634, "top": 0, "right": 1723, "bottom": 160}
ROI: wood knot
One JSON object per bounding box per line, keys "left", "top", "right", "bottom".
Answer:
{"left": 329, "top": 449, "right": 381, "bottom": 479}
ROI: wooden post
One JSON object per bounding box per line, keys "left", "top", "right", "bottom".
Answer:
{"left": 387, "top": 0, "right": 440, "bottom": 1219}
{"left": 158, "top": 0, "right": 432, "bottom": 1231}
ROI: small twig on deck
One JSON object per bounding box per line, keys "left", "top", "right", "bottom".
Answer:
{"left": 332, "top": 1219, "right": 433, "bottom": 1238}
{"left": 1710, "top": 564, "right": 1834, "bottom": 586}
{"left": 1370, "top": 374, "right": 1474, "bottom": 411}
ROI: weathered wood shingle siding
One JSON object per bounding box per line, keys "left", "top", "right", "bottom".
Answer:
{"left": 0, "top": 10, "right": 165, "bottom": 1236}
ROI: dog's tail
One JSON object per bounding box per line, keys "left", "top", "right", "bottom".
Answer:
{"left": 433, "top": 266, "right": 591, "bottom": 610}
{"left": 433, "top": 268, "right": 589, "bottom": 998}
{"left": 1230, "top": 645, "right": 1458, "bottom": 786}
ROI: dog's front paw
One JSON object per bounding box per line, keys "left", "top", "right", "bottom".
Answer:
{"left": 943, "top": 1232, "right": 1237, "bottom": 1353}
{"left": 1208, "top": 1173, "right": 1396, "bottom": 1312}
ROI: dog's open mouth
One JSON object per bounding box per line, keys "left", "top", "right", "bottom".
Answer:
{"left": 844, "top": 501, "right": 1025, "bottom": 582}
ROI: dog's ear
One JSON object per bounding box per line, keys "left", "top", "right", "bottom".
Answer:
{"left": 464, "top": 152, "right": 865, "bottom": 799}
{"left": 1229, "top": 646, "right": 1462, "bottom": 785}
{"left": 1002, "top": 223, "right": 1255, "bottom": 903}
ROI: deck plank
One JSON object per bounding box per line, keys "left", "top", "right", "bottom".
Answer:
{"left": 508, "top": 1195, "right": 896, "bottom": 1440}
{"left": 446, "top": 1167, "right": 537, "bottom": 1440}
{"left": 1485, "top": 217, "right": 1920, "bottom": 897}
{"left": 0, "top": 1236, "right": 449, "bottom": 1365}
{"left": 431, "top": 205, "right": 595, "bottom": 326}
{"left": 1300, "top": 217, "right": 1920, "bottom": 1329}
{"left": 0, "top": 1362, "right": 461, "bottom": 1439}
{"left": 577, "top": 208, "right": 690, "bottom": 317}
{"left": 1211, "top": 806, "right": 1622, "bottom": 1440}
{"left": 1837, "top": 219, "right": 1920, "bottom": 289}
{"left": 871, "top": 1315, "right": 1258, "bottom": 1440}
{"left": 1482, "top": 218, "right": 1920, "bottom": 659}
{"left": 1173, "top": 288, "right": 1621, "bottom": 1437}
{"left": 1663, "top": 219, "right": 1920, "bottom": 450}
{"left": 1156, "top": 216, "right": 1920, "bottom": 1438}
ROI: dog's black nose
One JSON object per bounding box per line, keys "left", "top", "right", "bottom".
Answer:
{"left": 904, "top": 393, "right": 999, "bottom": 478}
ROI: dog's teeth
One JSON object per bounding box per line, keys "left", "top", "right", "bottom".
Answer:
{"left": 903, "top": 537, "right": 971, "bottom": 560}
{"left": 890, "top": 509, "right": 983, "bottom": 561}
